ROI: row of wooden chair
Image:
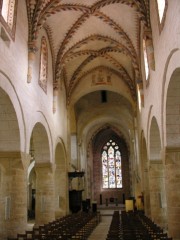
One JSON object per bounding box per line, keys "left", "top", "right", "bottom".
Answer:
{"left": 136, "top": 211, "right": 173, "bottom": 240}
{"left": 7, "top": 211, "right": 100, "bottom": 240}
{"left": 106, "top": 210, "right": 173, "bottom": 240}
{"left": 106, "top": 211, "right": 120, "bottom": 240}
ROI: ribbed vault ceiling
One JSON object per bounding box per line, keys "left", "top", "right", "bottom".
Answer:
{"left": 27, "top": 0, "right": 150, "bottom": 103}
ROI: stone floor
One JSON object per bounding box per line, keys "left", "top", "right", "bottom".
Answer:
{"left": 88, "top": 205, "right": 124, "bottom": 240}
{"left": 88, "top": 214, "right": 112, "bottom": 240}
{"left": 88, "top": 209, "right": 115, "bottom": 240}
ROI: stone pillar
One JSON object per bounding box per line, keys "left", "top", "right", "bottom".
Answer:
{"left": 35, "top": 162, "right": 55, "bottom": 226}
{"left": 149, "top": 160, "right": 167, "bottom": 228}
{"left": 144, "top": 167, "right": 151, "bottom": 217}
{"left": 0, "top": 152, "right": 30, "bottom": 239}
{"left": 55, "top": 163, "right": 68, "bottom": 218}
{"left": 165, "top": 148, "right": 180, "bottom": 239}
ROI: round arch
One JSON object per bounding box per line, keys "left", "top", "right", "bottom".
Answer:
{"left": 163, "top": 55, "right": 180, "bottom": 238}
{"left": 0, "top": 72, "right": 27, "bottom": 238}
{"left": 27, "top": 111, "right": 53, "bottom": 162}
{"left": 148, "top": 117, "right": 167, "bottom": 228}
{"left": 30, "top": 122, "right": 51, "bottom": 163}
{"left": 149, "top": 116, "right": 161, "bottom": 161}
{"left": 161, "top": 48, "right": 179, "bottom": 147}
{"left": 54, "top": 138, "right": 68, "bottom": 217}
{"left": 0, "top": 71, "right": 25, "bottom": 152}
{"left": 166, "top": 68, "right": 180, "bottom": 147}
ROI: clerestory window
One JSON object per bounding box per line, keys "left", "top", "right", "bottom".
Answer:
{"left": 143, "top": 39, "right": 149, "bottom": 81}
{"left": 0, "top": 0, "right": 17, "bottom": 39}
{"left": 137, "top": 85, "right": 142, "bottom": 111}
{"left": 156, "top": 0, "right": 166, "bottom": 23}
{"left": 102, "top": 140, "right": 122, "bottom": 189}
{"left": 39, "top": 36, "right": 48, "bottom": 93}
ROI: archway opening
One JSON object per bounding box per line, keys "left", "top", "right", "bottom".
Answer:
{"left": 54, "top": 141, "right": 67, "bottom": 218}
{"left": 92, "top": 127, "right": 130, "bottom": 206}
{"left": 27, "top": 123, "right": 51, "bottom": 225}
{"left": 0, "top": 87, "right": 22, "bottom": 238}
{"left": 149, "top": 117, "right": 166, "bottom": 228}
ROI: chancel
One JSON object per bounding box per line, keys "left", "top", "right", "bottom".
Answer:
{"left": 0, "top": 0, "right": 179, "bottom": 240}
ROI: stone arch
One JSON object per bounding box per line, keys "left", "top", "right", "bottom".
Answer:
{"left": 0, "top": 87, "right": 20, "bottom": 151}
{"left": 28, "top": 122, "right": 54, "bottom": 226}
{"left": 161, "top": 48, "right": 179, "bottom": 147}
{"left": 140, "top": 132, "right": 151, "bottom": 217}
{"left": 0, "top": 82, "right": 27, "bottom": 238}
{"left": 166, "top": 68, "right": 180, "bottom": 147}
{"left": 164, "top": 67, "right": 180, "bottom": 238}
{"left": 149, "top": 116, "right": 161, "bottom": 161}
{"left": 0, "top": 71, "right": 25, "bottom": 152}
{"left": 148, "top": 116, "right": 167, "bottom": 228}
{"left": 54, "top": 138, "right": 68, "bottom": 218}
{"left": 31, "top": 122, "right": 50, "bottom": 164}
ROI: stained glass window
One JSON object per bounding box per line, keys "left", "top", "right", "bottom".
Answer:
{"left": 102, "top": 140, "right": 122, "bottom": 188}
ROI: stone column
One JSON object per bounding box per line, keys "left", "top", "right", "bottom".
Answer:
{"left": 142, "top": 163, "right": 151, "bottom": 217}
{"left": 149, "top": 160, "right": 167, "bottom": 228}
{"left": 165, "top": 147, "right": 180, "bottom": 239}
{"left": 35, "top": 162, "right": 55, "bottom": 226}
{"left": 55, "top": 163, "right": 68, "bottom": 218}
{"left": 0, "top": 152, "right": 30, "bottom": 239}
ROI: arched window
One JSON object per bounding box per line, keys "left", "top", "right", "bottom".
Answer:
{"left": 156, "top": 0, "right": 166, "bottom": 23}
{"left": 39, "top": 36, "right": 48, "bottom": 93}
{"left": 0, "top": 0, "right": 17, "bottom": 39}
{"left": 143, "top": 39, "right": 149, "bottom": 80}
{"left": 102, "top": 140, "right": 122, "bottom": 189}
{"left": 137, "top": 85, "right": 142, "bottom": 111}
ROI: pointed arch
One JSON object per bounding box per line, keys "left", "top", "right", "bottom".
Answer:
{"left": 102, "top": 139, "right": 122, "bottom": 189}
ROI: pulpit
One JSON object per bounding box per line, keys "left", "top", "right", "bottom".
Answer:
{"left": 68, "top": 171, "right": 84, "bottom": 213}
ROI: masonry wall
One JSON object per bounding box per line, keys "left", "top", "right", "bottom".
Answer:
{"left": 139, "top": 0, "right": 180, "bottom": 148}
{"left": 0, "top": 1, "right": 68, "bottom": 157}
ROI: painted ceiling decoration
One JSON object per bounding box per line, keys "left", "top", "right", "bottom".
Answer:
{"left": 26, "top": 0, "right": 151, "bottom": 104}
